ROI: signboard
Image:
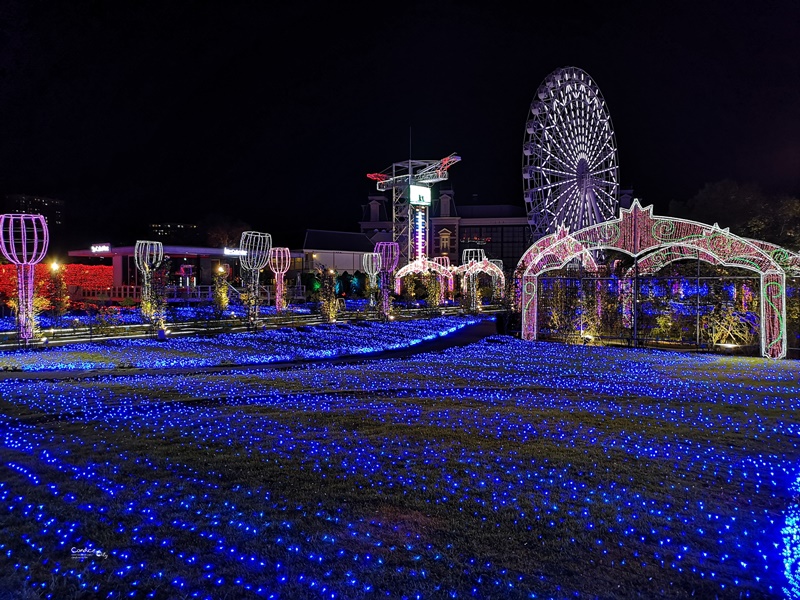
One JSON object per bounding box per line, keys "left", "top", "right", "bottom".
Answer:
{"left": 409, "top": 185, "right": 431, "bottom": 206}
{"left": 91, "top": 244, "right": 111, "bottom": 253}
{"left": 224, "top": 247, "right": 247, "bottom": 256}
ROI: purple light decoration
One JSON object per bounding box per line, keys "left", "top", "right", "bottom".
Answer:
{"left": 268, "top": 247, "right": 291, "bottom": 312}
{"left": 375, "top": 242, "right": 399, "bottom": 316}
{"left": 0, "top": 214, "right": 49, "bottom": 343}
{"left": 433, "top": 256, "right": 454, "bottom": 294}
{"left": 375, "top": 241, "right": 399, "bottom": 273}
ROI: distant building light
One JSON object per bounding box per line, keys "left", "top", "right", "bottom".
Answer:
{"left": 224, "top": 247, "right": 247, "bottom": 256}
{"left": 91, "top": 244, "right": 111, "bottom": 253}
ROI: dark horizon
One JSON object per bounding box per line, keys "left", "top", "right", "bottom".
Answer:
{"left": 1, "top": 1, "right": 798, "bottom": 253}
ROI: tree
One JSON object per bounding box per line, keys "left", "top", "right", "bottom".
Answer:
{"left": 672, "top": 180, "right": 766, "bottom": 236}
{"left": 672, "top": 180, "right": 800, "bottom": 249}
{"left": 212, "top": 269, "right": 229, "bottom": 319}
{"left": 203, "top": 215, "right": 252, "bottom": 248}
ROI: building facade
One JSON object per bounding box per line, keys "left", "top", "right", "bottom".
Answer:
{"left": 4, "top": 194, "right": 65, "bottom": 229}
{"left": 301, "top": 229, "right": 376, "bottom": 273}
{"left": 360, "top": 189, "right": 532, "bottom": 270}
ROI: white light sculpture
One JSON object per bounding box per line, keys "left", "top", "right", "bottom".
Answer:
{"left": 239, "top": 231, "right": 272, "bottom": 328}
{"left": 363, "top": 252, "right": 382, "bottom": 307}
{"left": 455, "top": 257, "right": 505, "bottom": 311}
{"left": 462, "top": 248, "right": 485, "bottom": 265}
{"left": 134, "top": 240, "right": 164, "bottom": 325}
{"left": 0, "top": 214, "right": 49, "bottom": 343}
{"left": 268, "top": 246, "right": 291, "bottom": 313}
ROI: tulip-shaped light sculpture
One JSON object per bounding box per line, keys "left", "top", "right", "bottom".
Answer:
{"left": 362, "top": 252, "right": 381, "bottom": 307}
{"left": 374, "top": 242, "right": 399, "bottom": 318}
{"left": 0, "top": 214, "right": 49, "bottom": 344}
{"left": 239, "top": 231, "right": 272, "bottom": 328}
{"left": 134, "top": 240, "right": 164, "bottom": 325}
{"left": 433, "top": 255, "right": 454, "bottom": 298}
{"left": 268, "top": 246, "right": 291, "bottom": 313}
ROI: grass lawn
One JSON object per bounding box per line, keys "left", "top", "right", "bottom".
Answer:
{"left": 0, "top": 330, "right": 798, "bottom": 598}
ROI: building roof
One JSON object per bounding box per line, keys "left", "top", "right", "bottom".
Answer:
{"left": 456, "top": 204, "right": 526, "bottom": 219}
{"left": 68, "top": 244, "right": 240, "bottom": 258}
{"left": 360, "top": 196, "right": 390, "bottom": 222}
{"left": 302, "top": 229, "right": 375, "bottom": 252}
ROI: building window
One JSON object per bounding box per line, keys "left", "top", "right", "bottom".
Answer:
{"left": 439, "top": 231, "right": 451, "bottom": 253}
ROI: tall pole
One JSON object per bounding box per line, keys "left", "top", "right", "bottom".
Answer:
{"left": 695, "top": 257, "right": 700, "bottom": 348}
{"left": 633, "top": 259, "right": 639, "bottom": 347}
{"left": 632, "top": 211, "right": 639, "bottom": 347}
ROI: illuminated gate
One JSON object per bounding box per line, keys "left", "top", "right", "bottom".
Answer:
{"left": 515, "top": 201, "right": 788, "bottom": 359}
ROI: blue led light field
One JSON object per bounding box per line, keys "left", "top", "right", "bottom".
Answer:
{"left": 0, "top": 316, "right": 480, "bottom": 372}
{"left": 0, "top": 327, "right": 798, "bottom": 598}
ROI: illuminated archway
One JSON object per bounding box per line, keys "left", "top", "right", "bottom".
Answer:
{"left": 516, "top": 201, "right": 787, "bottom": 359}
{"left": 395, "top": 257, "right": 454, "bottom": 306}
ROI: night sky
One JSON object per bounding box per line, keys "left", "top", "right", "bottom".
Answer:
{"left": 0, "top": 1, "right": 798, "bottom": 252}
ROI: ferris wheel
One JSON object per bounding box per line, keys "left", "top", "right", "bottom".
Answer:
{"left": 523, "top": 66, "right": 619, "bottom": 239}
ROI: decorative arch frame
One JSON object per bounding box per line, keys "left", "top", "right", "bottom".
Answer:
{"left": 516, "top": 201, "right": 788, "bottom": 359}
{"left": 394, "top": 257, "right": 454, "bottom": 305}
{"left": 462, "top": 258, "right": 506, "bottom": 299}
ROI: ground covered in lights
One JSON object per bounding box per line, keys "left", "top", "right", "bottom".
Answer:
{"left": 0, "top": 316, "right": 479, "bottom": 372}
{"left": 0, "top": 325, "right": 799, "bottom": 599}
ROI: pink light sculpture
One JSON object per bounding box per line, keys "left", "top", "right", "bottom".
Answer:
{"left": 0, "top": 214, "right": 49, "bottom": 343}
{"left": 268, "top": 247, "right": 291, "bottom": 312}
{"left": 433, "top": 256, "right": 454, "bottom": 294}
{"left": 375, "top": 242, "right": 399, "bottom": 317}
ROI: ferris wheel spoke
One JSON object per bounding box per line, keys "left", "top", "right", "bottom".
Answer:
{"left": 538, "top": 163, "right": 578, "bottom": 179}
{"left": 592, "top": 187, "right": 618, "bottom": 215}
{"left": 588, "top": 165, "right": 618, "bottom": 179}
{"left": 589, "top": 146, "right": 617, "bottom": 171}
{"left": 530, "top": 177, "right": 575, "bottom": 193}
{"left": 547, "top": 119, "right": 581, "bottom": 165}
{"left": 549, "top": 180, "right": 579, "bottom": 218}
{"left": 585, "top": 127, "right": 611, "bottom": 162}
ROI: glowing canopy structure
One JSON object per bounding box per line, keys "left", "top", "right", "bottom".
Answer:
{"left": 0, "top": 214, "right": 49, "bottom": 343}
{"left": 375, "top": 241, "right": 399, "bottom": 317}
{"left": 516, "top": 201, "right": 788, "bottom": 359}
{"left": 362, "top": 252, "right": 382, "bottom": 289}
{"left": 452, "top": 250, "right": 505, "bottom": 310}
{"left": 394, "top": 256, "right": 454, "bottom": 306}
{"left": 239, "top": 231, "right": 272, "bottom": 328}
{"left": 134, "top": 240, "right": 164, "bottom": 325}
{"left": 268, "top": 247, "right": 291, "bottom": 312}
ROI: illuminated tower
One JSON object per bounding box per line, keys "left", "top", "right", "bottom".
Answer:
{"left": 367, "top": 154, "right": 460, "bottom": 266}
